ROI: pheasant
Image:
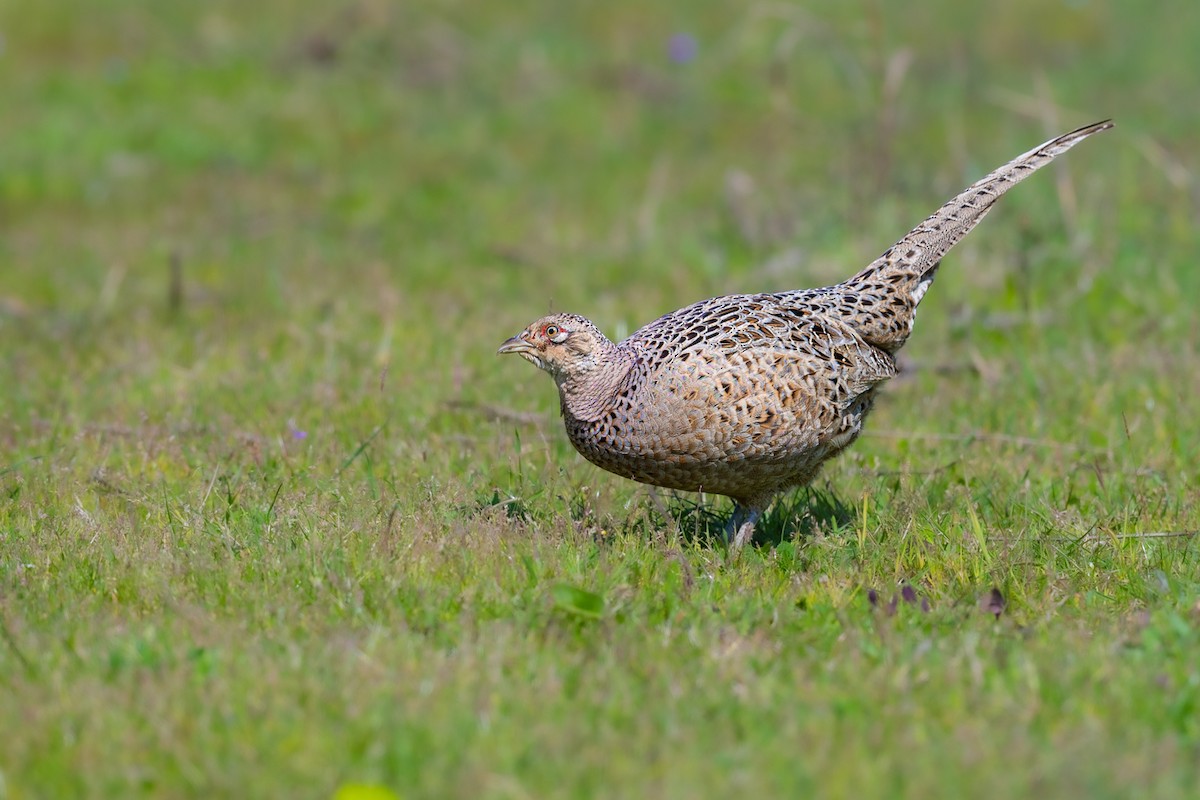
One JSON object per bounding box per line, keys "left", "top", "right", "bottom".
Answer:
{"left": 498, "top": 121, "right": 1112, "bottom": 548}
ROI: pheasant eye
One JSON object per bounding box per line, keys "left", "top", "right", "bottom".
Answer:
{"left": 544, "top": 324, "right": 560, "bottom": 338}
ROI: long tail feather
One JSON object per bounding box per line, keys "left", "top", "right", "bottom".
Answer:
{"left": 841, "top": 120, "right": 1113, "bottom": 350}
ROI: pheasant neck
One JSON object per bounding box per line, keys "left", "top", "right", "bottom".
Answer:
{"left": 557, "top": 345, "right": 632, "bottom": 424}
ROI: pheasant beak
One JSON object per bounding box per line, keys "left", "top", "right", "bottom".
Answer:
{"left": 497, "top": 335, "right": 535, "bottom": 356}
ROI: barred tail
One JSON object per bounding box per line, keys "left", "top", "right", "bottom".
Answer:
{"left": 840, "top": 119, "right": 1113, "bottom": 351}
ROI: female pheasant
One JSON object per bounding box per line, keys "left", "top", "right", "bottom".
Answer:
{"left": 499, "top": 121, "right": 1113, "bottom": 548}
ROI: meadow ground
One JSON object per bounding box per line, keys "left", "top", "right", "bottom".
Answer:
{"left": 2, "top": 2, "right": 1199, "bottom": 798}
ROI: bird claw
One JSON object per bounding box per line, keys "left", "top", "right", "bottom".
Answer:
{"left": 725, "top": 506, "right": 763, "bottom": 551}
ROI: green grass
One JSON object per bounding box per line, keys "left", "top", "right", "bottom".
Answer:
{"left": 3, "top": 1, "right": 1200, "bottom": 797}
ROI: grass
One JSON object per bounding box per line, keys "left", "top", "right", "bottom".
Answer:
{"left": 2, "top": 1, "right": 1200, "bottom": 797}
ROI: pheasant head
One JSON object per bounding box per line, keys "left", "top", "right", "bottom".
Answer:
{"left": 497, "top": 313, "right": 616, "bottom": 383}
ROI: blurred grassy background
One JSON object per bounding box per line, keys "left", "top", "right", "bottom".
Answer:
{"left": 2, "top": 1, "right": 1199, "bottom": 798}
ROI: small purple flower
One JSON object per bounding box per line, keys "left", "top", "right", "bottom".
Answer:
{"left": 288, "top": 419, "right": 308, "bottom": 440}
{"left": 668, "top": 33, "right": 698, "bottom": 65}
